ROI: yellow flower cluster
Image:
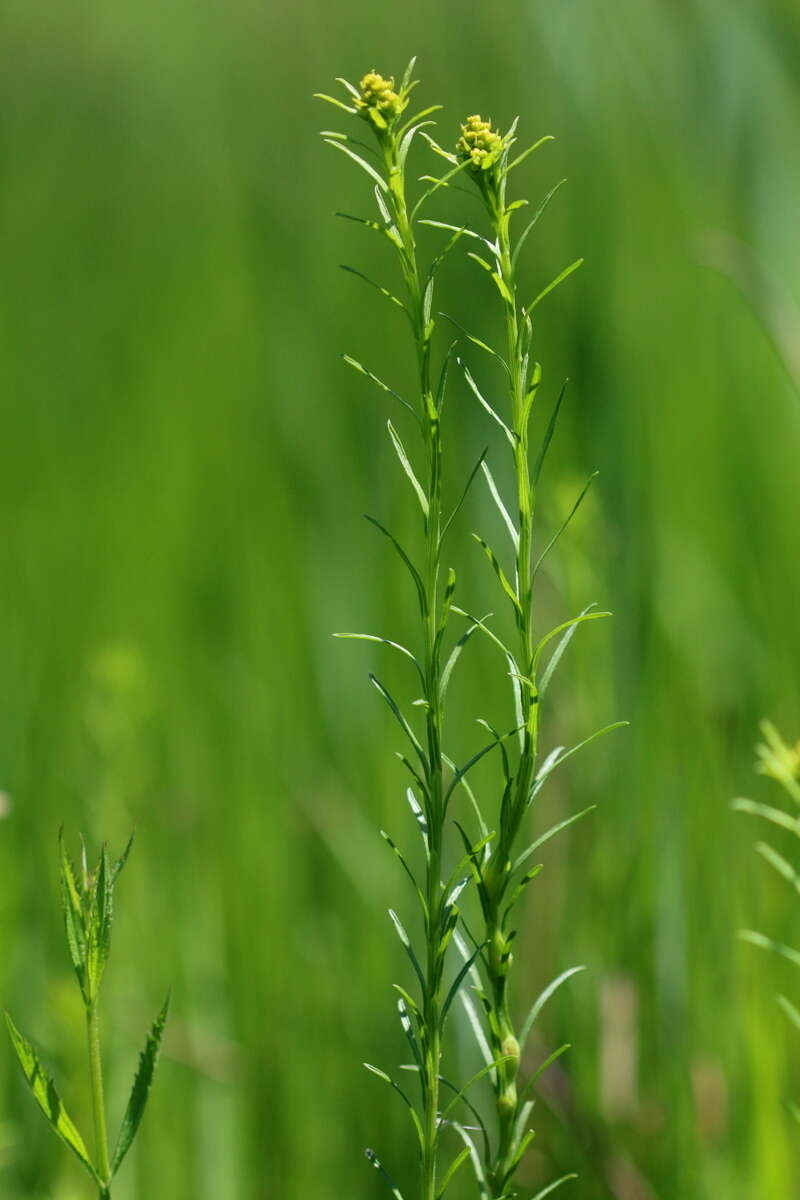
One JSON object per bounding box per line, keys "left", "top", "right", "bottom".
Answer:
{"left": 356, "top": 71, "right": 403, "bottom": 121}
{"left": 457, "top": 114, "right": 503, "bottom": 170}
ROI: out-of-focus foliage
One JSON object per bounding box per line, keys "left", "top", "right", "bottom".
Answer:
{"left": 0, "top": 1, "right": 799, "bottom": 1197}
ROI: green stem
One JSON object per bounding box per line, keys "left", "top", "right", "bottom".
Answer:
{"left": 86, "top": 1001, "right": 112, "bottom": 1194}
{"left": 483, "top": 191, "right": 540, "bottom": 1198}
{"left": 383, "top": 129, "right": 444, "bottom": 1200}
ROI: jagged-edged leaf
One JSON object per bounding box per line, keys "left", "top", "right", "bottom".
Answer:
{"left": 481, "top": 461, "right": 518, "bottom": 549}
{"left": 733, "top": 797, "right": 800, "bottom": 836}
{"left": 739, "top": 929, "right": 800, "bottom": 968}
{"left": 363, "top": 1063, "right": 424, "bottom": 1150}
{"left": 111, "top": 832, "right": 135, "bottom": 884}
{"left": 322, "top": 137, "right": 388, "bottom": 190}
{"left": 5, "top": 1013, "right": 98, "bottom": 1181}
{"left": 507, "top": 133, "right": 554, "bottom": 172}
{"left": 512, "top": 179, "right": 567, "bottom": 269}
{"left": 533, "top": 472, "right": 598, "bottom": 578}
{"left": 473, "top": 535, "right": 522, "bottom": 617}
{"left": 520, "top": 967, "right": 586, "bottom": 1048}
{"left": 365, "top": 516, "right": 427, "bottom": 616}
{"left": 386, "top": 421, "right": 428, "bottom": 515}
{"left": 340, "top": 265, "right": 409, "bottom": 317}
{"left": 371, "top": 675, "right": 428, "bottom": 773}
{"left": 539, "top": 604, "right": 600, "bottom": 695}
{"left": 111, "top": 993, "right": 169, "bottom": 1175}
{"left": 513, "top": 807, "right": 596, "bottom": 874}
{"left": 342, "top": 354, "right": 418, "bottom": 421}
{"left": 460, "top": 361, "right": 515, "bottom": 445}
{"left": 59, "top": 830, "right": 86, "bottom": 994}
{"left": 523, "top": 258, "right": 584, "bottom": 318}
{"left": 530, "top": 1175, "right": 578, "bottom": 1199}
{"left": 87, "top": 846, "right": 112, "bottom": 999}
{"left": 364, "top": 1148, "right": 406, "bottom": 1200}
{"left": 440, "top": 449, "right": 488, "bottom": 545}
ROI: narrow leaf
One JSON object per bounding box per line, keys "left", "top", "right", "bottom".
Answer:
{"left": 524, "top": 259, "right": 584, "bottom": 318}
{"left": 340, "top": 265, "right": 409, "bottom": 316}
{"left": 460, "top": 361, "right": 515, "bottom": 445}
{"left": 365, "top": 516, "right": 427, "bottom": 616}
{"left": 389, "top": 909, "right": 427, "bottom": 993}
{"left": 539, "top": 604, "right": 599, "bottom": 695}
{"left": 512, "top": 180, "right": 567, "bottom": 269}
{"left": 323, "top": 137, "right": 388, "bottom": 191}
{"left": 342, "top": 355, "right": 417, "bottom": 421}
{"left": 533, "top": 472, "right": 598, "bottom": 578}
{"left": 739, "top": 929, "right": 800, "bottom": 968}
{"left": 520, "top": 966, "right": 586, "bottom": 1048}
{"left": 387, "top": 421, "right": 428, "bottom": 515}
{"left": 481, "top": 461, "right": 519, "bottom": 549}
{"left": 533, "top": 380, "right": 568, "bottom": 484}
{"left": 530, "top": 1175, "right": 578, "bottom": 1200}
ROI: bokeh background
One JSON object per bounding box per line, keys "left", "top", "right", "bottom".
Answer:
{"left": 1, "top": 0, "right": 799, "bottom": 1196}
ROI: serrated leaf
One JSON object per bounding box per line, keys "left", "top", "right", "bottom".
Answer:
{"left": 5, "top": 1012, "right": 98, "bottom": 1181}
{"left": 111, "top": 993, "right": 169, "bottom": 1175}
{"left": 59, "top": 831, "right": 87, "bottom": 996}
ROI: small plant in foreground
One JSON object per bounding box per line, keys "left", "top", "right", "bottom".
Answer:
{"left": 736, "top": 721, "right": 800, "bottom": 1122}
{"left": 6, "top": 833, "right": 168, "bottom": 1198}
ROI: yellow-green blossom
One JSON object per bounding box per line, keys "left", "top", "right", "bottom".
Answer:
{"left": 356, "top": 71, "right": 405, "bottom": 128}
{"left": 457, "top": 114, "right": 504, "bottom": 171}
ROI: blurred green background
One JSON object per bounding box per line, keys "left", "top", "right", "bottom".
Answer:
{"left": 1, "top": 0, "right": 799, "bottom": 1196}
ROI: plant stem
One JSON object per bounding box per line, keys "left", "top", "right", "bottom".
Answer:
{"left": 383, "top": 130, "right": 445, "bottom": 1200}
{"left": 86, "top": 1001, "right": 112, "bottom": 1195}
{"left": 482, "top": 186, "right": 540, "bottom": 1197}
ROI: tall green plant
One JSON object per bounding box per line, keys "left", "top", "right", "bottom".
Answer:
{"left": 316, "top": 63, "right": 508, "bottom": 1200}
{"left": 737, "top": 721, "right": 800, "bottom": 1122}
{"left": 413, "top": 115, "right": 626, "bottom": 1198}
{"left": 5, "top": 834, "right": 168, "bottom": 1198}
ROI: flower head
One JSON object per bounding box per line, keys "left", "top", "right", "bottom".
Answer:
{"left": 356, "top": 70, "right": 406, "bottom": 129}
{"left": 457, "top": 114, "right": 504, "bottom": 173}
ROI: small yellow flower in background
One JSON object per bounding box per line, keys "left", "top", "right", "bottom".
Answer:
{"left": 356, "top": 71, "right": 405, "bottom": 128}
{"left": 456, "top": 114, "right": 504, "bottom": 171}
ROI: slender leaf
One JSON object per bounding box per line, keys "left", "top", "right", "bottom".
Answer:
{"left": 533, "top": 472, "right": 598, "bottom": 577}
{"left": 512, "top": 180, "right": 567, "bottom": 269}
{"left": 342, "top": 354, "right": 418, "bottom": 421}
{"left": 386, "top": 421, "right": 428, "bottom": 515}
{"left": 323, "top": 137, "right": 388, "bottom": 191}
{"left": 481, "top": 461, "right": 519, "bottom": 549}
{"left": 520, "top": 966, "right": 586, "bottom": 1048}
{"left": 111, "top": 994, "right": 169, "bottom": 1174}
{"left": 524, "top": 258, "right": 584, "bottom": 318}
